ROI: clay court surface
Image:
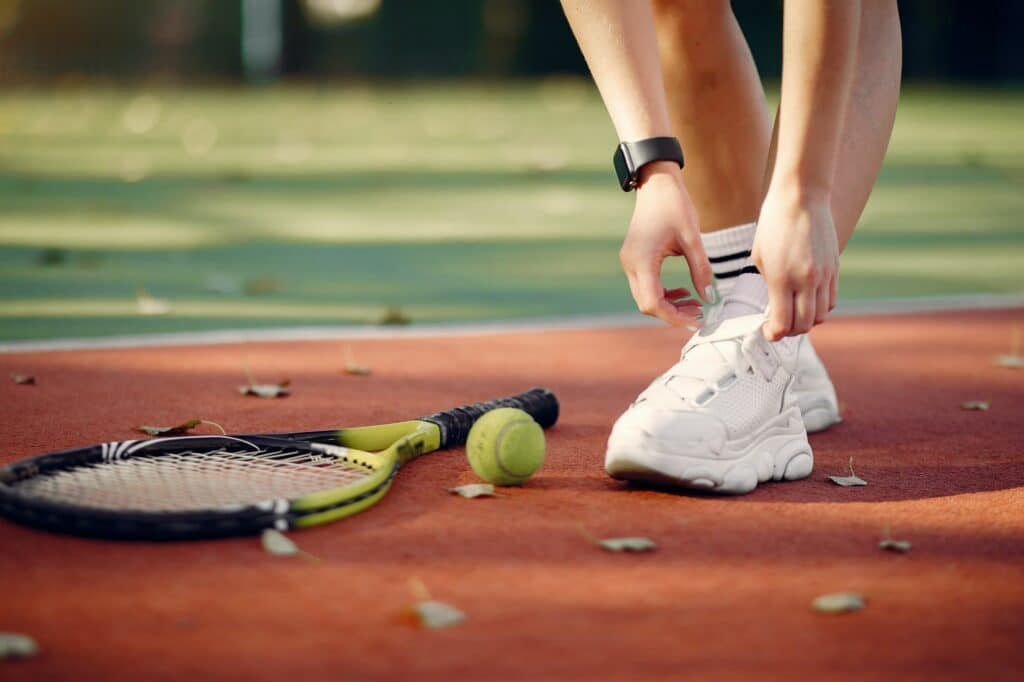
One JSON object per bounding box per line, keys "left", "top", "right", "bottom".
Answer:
{"left": 1, "top": 308, "right": 1022, "bottom": 681}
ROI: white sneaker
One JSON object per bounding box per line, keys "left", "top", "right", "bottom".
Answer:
{"left": 793, "top": 337, "right": 841, "bottom": 433}
{"left": 604, "top": 313, "right": 814, "bottom": 494}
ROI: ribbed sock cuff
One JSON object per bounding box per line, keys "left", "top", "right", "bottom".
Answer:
{"left": 702, "top": 223, "right": 759, "bottom": 287}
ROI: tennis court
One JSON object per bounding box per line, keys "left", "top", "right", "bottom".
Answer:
{"left": 1, "top": 67, "right": 1023, "bottom": 682}
{"left": 2, "top": 307, "right": 1022, "bottom": 680}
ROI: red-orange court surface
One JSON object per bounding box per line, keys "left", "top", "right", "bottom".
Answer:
{"left": 1, "top": 309, "right": 1022, "bottom": 681}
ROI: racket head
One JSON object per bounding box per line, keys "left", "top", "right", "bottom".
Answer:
{"left": 0, "top": 431, "right": 422, "bottom": 541}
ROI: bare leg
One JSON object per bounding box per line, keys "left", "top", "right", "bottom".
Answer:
{"left": 763, "top": 0, "right": 902, "bottom": 250}
{"left": 651, "top": 0, "right": 771, "bottom": 233}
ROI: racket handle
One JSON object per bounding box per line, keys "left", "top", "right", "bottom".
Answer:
{"left": 422, "top": 388, "right": 560, "bottom": 449}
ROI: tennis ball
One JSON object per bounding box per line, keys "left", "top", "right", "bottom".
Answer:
{"left": 466, "top": 408, "right": 545, "bottom": 486}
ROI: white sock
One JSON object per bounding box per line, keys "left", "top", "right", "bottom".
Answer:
{"left": 722, "top": 272, "right": 769, "bottom": 318}
{"left": 701, "top": 222, "right": 758, "bottom": 298}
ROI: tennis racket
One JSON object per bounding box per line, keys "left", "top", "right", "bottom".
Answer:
{"left": 0, "top": 388, "right": 558, "bottom": 541}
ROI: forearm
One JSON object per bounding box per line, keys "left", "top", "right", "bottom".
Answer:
{"left": 770, "top": 0, "right": 861, "bottom": 199}
{"left": 560, "top": 0, "right": 672, "bottom": 141}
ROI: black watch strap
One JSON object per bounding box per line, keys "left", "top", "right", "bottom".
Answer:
{"left": 613, "top": 136, "right": 685, "bottom": 191}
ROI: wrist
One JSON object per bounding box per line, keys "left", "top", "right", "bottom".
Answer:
{"left": 636, "top": 160, "right": 682, "bottom": 189}
{"left": 765, "top": 170, "right": 832, "bottom": 207}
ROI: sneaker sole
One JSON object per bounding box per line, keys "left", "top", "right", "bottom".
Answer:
{"left": 605, "top": 408, "right": 813, "bottom": 495}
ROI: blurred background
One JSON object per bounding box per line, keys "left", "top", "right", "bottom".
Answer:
{"left": 0, "top": 0, "right": 1021, "bottom": 341}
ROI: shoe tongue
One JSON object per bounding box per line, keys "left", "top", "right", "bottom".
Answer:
{"left": 669, "top": 315, "right": 762, "bottom": 397}
{"left": 721, "top": 273, "right": 769, "bottom": 319}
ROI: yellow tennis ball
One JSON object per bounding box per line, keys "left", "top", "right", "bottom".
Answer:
{"left": 466, "top": 408, "right": 546, "bottom": 486}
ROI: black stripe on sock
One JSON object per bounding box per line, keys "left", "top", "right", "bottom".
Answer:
{"left": 707, "top": 249, "right": 752, "bottom": 264}
{"left": 715, "top": 264, "right": 760, "bottom": 279}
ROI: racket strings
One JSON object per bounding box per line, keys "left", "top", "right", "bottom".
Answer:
{"left": 13, "top": 447, "right": 376, "bottom": 512}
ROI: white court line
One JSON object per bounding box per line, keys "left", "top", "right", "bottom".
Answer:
{"left": 0, "top": 292, "right": 1021, "bottom": 354}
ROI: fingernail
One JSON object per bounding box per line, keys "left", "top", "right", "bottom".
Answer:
{"left": 704, "top": 285, "right": 717, "bottom": 304}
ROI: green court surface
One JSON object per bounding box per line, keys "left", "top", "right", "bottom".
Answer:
{"left": 0, "top": 83, "right": 1021, "bottom": 341}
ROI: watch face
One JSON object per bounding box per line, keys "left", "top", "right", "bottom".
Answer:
{"left": 613, "top": 144, "right": 635, "bottom": 191}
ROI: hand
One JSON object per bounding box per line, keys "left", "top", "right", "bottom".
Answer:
{"left": 618, "top": 162, "right": 715, "bottom": 327}
{"left": 752, "top": 187, "right": 839, "bottom": 340}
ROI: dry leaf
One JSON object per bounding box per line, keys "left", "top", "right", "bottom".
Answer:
{"left": 995, "top": 326, "right": 1023, "bottom": 369}
{"left": 879, "top": 525, "right": 911, "bottom": 553}
{"left": 879, "top": 538, "right": 912, "bottom": 553}
{"left": 995, "top": 355, "right": 1024, "bottom": 369}
{"left": 405, "top": 578, "right": 466, "bottom": 630}
{"left": 137, "top": 419, "right": 202, "bottom": 436}
{"left": 448, "top": 484, "right": 497, "bottom": 498}
{"left": 829, "top": 457, "right": 868, "bottom": 487}
{"left": 343, "top": 346, "right": 372, "bottom": 376}
{"left": 12, "top": 375, "right": 35, "bottom": 385}
{"left": 812, "top": 592, "right": 865, "bottom": 614}
{"left": 262, "top": 528, "right": 299, "bottom": 556}
{"left": 136, "top": 287, "right": 171, "bottom": 315}
{"left": 577, "top": 524, "right": 657, "bottom": 553}
{"left": 598, "top": 537, "right": 658, "bottom": 553}
{"left": 239, "top": 380, "right": 290, "bottom": 398}
{"left": 960, "top": 400, "right": 989, "bottom": 411}
{"left": 0, "top": 632, "right": 39, "bottom": 659}
{"left": 410, "top": 601, "right": 467, "bottom": 630}
{"left": 260, "top": 528, "right": 317, "bottom": 561}
{"left": 378, "top": 306, "right": 411, "bottom": 326}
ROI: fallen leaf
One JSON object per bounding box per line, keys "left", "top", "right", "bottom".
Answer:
{"left": 137, "top": 418, "right": 202, "bottom": 436}
{"left": 378, "top": 306, "right": 411, "bottom": 326}
{"left": 260, "top": 528, "right": 317, "bottom": 561}
{"left": 960, "top": 400, "right": 989, "bottom": 411}
{"left": 448, "top": 484, "right": 497, "bottom": 498}
{"left": 879, "top": 525, "right": 911, "bottom": 553}
{"left": 830, "top": 474, "right": 868, "bottom": 487}
{"left": 597, "top": 537, "right": 658, "bottom": 553}
{"left": 0, "top": 632, "right": 39, "bottom": 659}
{"left": 410, "top": 601, "right": 467, "bottom": 630}
{"left": 829, "top": 457, "right": 868, "bottom": 487}
{"left": 136, "top": 287, "right": 170, "bottom": 315}
{"left": 812, "top": 592, "right": 865, "bottom": 614}
{"left": 239, "top": 380, "right": 290, "bottom": 398}
{"left": 262, "top": 528, "right": 299, "bottom": 556}
{"left": 343, "top": 346, "right": 372, "bottom": 376}
{"left": 879, "top": 538, "right": 912, "bottom": 553}
{"left": 12, "top": 375, "right": 35, "bottom": 385}
{"left": 995, "top": 355, "right": 1024, "bottom": 369}
{"left": 994, "top": 326, "right": 1023, "bottom": 369}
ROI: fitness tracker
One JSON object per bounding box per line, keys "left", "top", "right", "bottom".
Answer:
{"left": 613, "top": 136, "right": 685, "bottom": 191}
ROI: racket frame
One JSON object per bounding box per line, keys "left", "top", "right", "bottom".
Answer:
{"left": 0, "top": 388, "right": 557, "bottom": 540}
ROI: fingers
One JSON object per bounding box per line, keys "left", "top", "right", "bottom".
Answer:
{"left": 828, "top": 274, "right": 838, "bottom": 312}
{"left": 814, "top": 284, "right": 830, "bottom": 325}
{"left": 634, "top": 266, "right": 699, "bottom": 327}
{"left": 680, "top": 237, "right": 716, "bottom": 304}
{"left": 664, "top": 287, "right": 692, "bottom": 300}
{"left": 792, "top": 286, "right": 816, "bottom": 335}
{"left": 764, "top": 282, "right": 794, "bottom": 341}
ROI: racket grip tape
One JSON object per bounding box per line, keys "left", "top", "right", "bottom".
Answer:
{"left": 422, "top": 388, "right": 559, "bottom": 449}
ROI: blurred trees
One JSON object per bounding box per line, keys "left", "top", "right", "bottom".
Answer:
{"left": 0, "top": 0, "right": 1022, "bottom": 84}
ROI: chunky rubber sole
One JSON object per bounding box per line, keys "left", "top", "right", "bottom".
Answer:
{"left": 605, "top": 408, "right": 814, "bottom": 495}
{"left": 801, "top": 403, "right": 842, "bottom": 434}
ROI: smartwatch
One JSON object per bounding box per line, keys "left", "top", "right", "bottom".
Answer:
{"left": 613, "top": 136, "right": 685, "bottom": 191}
